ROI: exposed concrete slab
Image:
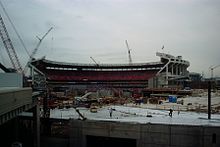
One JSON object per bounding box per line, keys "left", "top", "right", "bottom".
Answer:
{"left": 50, "top": 106, "right": 220, "bottom": 126}
{"left": 0, "top": 87, "right": 34, "bottom": 125}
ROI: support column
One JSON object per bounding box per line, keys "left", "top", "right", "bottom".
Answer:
{"left": 31, "top": 67, "right": 34, "bottom": 86}
{"left": 33, "top": 105, "right": 40, "bottom": 147}
{"left": 208, "top": 81, "right": 211, "bottom": 119}
{"left": 182, "top": 65, "right": 185, "bottom": 75}
{"left": 178, "top": 65, "right": 180, "bottom": 75}
{"left": 171, "top": 64, "right": 174, "bottom": 75}
{"left": 184, "top": 66, "right": 186, "bottom": 75}
{"left": 166, "top": 64, "right": 169, "bottom": 86}
{"left": 176, "top": 65, "right": 178, "bottom": 75}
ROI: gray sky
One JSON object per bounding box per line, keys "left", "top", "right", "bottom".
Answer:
{"left": 0, "top": 0, "right": 220, "bottom": 77}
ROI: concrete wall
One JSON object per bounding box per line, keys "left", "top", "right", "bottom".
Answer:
{"left": 0, "top": 73, "right": 23, "bottom": 87}
{"left": 0, "top": 88, "right": 33, "bottom": 124}
{"left": 41, "top": 137, "right": 69, "bottom": 147}
{"left": 69, "top": 120, "right": 220, "bottom": 147}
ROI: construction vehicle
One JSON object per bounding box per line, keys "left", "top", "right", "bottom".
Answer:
{"left": 90, "top": 103, "right": 98, "bottom": 113}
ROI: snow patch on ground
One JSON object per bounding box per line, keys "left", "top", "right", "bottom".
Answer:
{"left": 50, "top": 105, "right": 220, "bottom": 126}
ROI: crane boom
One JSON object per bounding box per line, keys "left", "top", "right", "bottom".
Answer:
{"left": 213, "top": 64, "right": 220, "bottom": 69}
{"left": 125, "top": 40, "right": 132, "bottom": 64}
{"left": 29, "top": 27, "right": 53, "bottom": 60}
{"left": 0, "top": 14, "right": 23, "bottom": 73}
{"left": 23, "top": 27, "right": 53, "bottom": 74}
{"left": 90, "top": 57, "right": 99, "bottom": 66}
{"left": 0, "top": 62, "right": 10, "bottom": 72}
{"left": 0, "top": 1, "right": 30, "bottom": 56}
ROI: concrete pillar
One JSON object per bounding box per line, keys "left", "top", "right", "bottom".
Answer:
{"left": 33, "top": 105, "right": 40, "bottom": 147}
{"left": 208, "top": 81, "right": 211, "bottom": 119}
{"left": 182, "top": 66, "right": 184, "bottom": 75}
{"left": 31, "top": 67, "right": 34, "bottom": 86}
{"left": 166, "top": 64, "right": 169, "bottom": 86}
{"left": 171, "top": 64, "right": 174, "bottom": 75}
{"left": 178, "top": 65, "right": 181, "bottom": 75}
{"left": 183, "top": 66, "right": 186, "bottom": 75}
{"left": 176, "top": 65, "right": 178, "bottom": 75}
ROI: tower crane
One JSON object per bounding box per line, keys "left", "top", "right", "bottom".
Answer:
{"left": 0, "top": 1, "right": 30, "bottom": 57}
{"left": 23, "top": 27, "right": 53, "bottom": 74}
{"left": 0, "top": 14, "right": 23, "bottom": 73}
{"left": 210, "top": 64, "right": 220, "bottom": 79}
{"left": 125, "top": 40, "right": 132, "bottom": 64}
{"left": 31, "top": 27, "right": 53, "bottom": 60}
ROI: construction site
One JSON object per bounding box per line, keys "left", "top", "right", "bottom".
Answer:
{"left": 1, "top": 1, "right": 220, "bottom": 147}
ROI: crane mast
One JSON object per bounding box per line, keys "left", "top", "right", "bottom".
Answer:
{"left": 0, "top": 14, "right": 22, "bottom": 73}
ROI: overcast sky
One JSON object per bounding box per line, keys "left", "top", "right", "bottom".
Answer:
{"left": 0, "top": 0, "right": 219, "bottom": 77}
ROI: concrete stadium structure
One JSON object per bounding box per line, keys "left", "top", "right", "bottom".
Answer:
{"left": 0, "top": 75, "right": 41, "bottom": 147}
{"left": 37, "top": 105, "right": 220, "bottom": 147}
{"left": 30, "top": 52, "right": 190, "bottom": 89}
{"left": 68, "top": 119, "right": 220, "bottom": 147}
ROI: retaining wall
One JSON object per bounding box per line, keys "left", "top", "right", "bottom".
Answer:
{"left": 69, "top": 119, "right": 220, "bottom": 147}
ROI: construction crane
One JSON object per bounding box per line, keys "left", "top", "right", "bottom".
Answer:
{"left": 0, "top": 62, "right": 10, "bottom": 72}
{"left": 0, "top": 14, "right": 23, "bottom": 73}
{"left": 210, "top": 64, "right": 220, "bottom": 79}
{"left": 0, "top": 1, "right": 30, "bottom": 57}
{"left": 90, "top": 57, "right": 99, "bottom": 66}
{"left": 125, "top": 40, "right": 132, "bottom": 64}
{"left": 31, "top": 27, "right": 53, "bottom": 60}
{"left": 23, "top": 27, "right": 53, "bottom": 74}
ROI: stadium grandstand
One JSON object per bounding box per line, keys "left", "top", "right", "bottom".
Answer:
{"left": 30, "top": 52, "right": 190, "bottom": 90}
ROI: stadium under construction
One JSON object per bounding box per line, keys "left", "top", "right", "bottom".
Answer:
{"left": 30, "top": 52, "right": 190, "bottom": 92}
{"left": 0, "top": 2, "right": 220, "bottom": 146}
